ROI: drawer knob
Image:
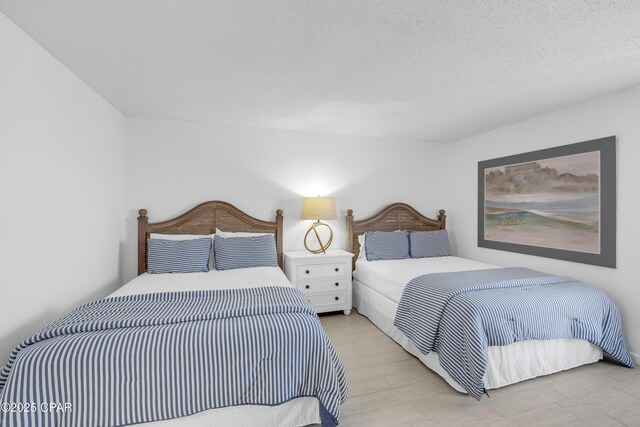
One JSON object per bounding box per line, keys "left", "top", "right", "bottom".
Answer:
{"left": 335, "top": 282, "right": 339, "bottom": 287}
{"left": 335, "top": 267, "right": 339, "bottom": 272}
{"left": 305, "top": 285, "right": 310, "bottom": 289}
{"left": 305, "top": 270, "right": 310, "bottom": 274}
{"left": 335, "top": 296, "right": 339, "bottom": 301}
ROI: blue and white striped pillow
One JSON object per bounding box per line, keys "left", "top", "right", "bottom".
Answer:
{"left": 147, "top": 237, "right": 212, "bottom": 274}
{"left": 365, "top": 231, "right": 410, "bottom": 261}
{"left": 214, "top": 234, "right": 278, "bottom": 271}
{"left": 409, "top": 230, "right": 451, "bottom": 258}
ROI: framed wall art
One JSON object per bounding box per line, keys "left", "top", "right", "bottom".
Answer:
{"left": 478, "top": 136, "right": 616, "bottom": 268}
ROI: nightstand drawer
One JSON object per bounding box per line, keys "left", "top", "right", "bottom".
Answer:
{"left": 307, "top": 292, "right": 347, "bottom": 308}
{"left": 297, "top": 263, "right": 347, "bottom": 278}
{"left": 299, "top": 278, "right": 346, "bottom": 293}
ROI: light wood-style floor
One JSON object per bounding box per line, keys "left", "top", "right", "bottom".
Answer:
{"left": 319, "top": 310, "right": 640, "bottom": 427}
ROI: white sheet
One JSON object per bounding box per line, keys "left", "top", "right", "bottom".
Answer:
{"left": 353, "top": 256, "right": 498, "bottom": 303}
{"left": 352, "top": 256, "right": 603, "bottom": 392}
{"left": 111, "top": 266, "right": 292, "bottom": 297}
{"left": 111, "top": 267, "right": 320, "bottom": 427}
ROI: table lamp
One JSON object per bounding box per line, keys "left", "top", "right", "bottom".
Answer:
{"left": 301, "top": 196, "right": 337, "bottom": 254}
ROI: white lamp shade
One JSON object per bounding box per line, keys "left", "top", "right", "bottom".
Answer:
{"left": 301, "top": 197, "right": 337, "bottom": 220}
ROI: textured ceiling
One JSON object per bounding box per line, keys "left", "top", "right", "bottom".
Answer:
{"left": 2, "top": 1, "right": 640, "bottom": 142}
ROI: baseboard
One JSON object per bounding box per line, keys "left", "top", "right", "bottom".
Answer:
{"left": 631, "top": 352, "right": 640, "bottom": 365}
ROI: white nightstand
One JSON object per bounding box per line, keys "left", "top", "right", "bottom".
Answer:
{"left": 284, "top": 250, "right": 353, "bottom": 315}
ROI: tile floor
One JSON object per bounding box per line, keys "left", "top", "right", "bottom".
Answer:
{"left": 319, "top": 310, "right": 640, "bottom": 427}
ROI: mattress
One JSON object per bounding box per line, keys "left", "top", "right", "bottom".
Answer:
{"left": 353, "top": 256, "right": 498, "bottom": 303}
{"left": 353, "top": 257, "right": 602, "bottom": 391}
{"left": 110, "top": 267, "right": 320, "bottom": 427}
{"left": 111, "top": 266, "right": 293, "bottom": 297}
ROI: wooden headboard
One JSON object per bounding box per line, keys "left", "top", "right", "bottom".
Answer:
{"left": 137, "top": 201, "right": 283, "bottom": 275}
{"left": 346, "top": 203, "right": 446, "bottom": 270}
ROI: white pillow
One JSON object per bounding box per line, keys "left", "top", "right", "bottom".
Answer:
{"left": 150, "top": 233, "right": 214, "bottom": 240}
{"left": 149, "top": 233, "right": 215, "bottom": 267}
{"left": 215, "top": 229, "right": 273, "bottom": 238}
{"left": 358, "top": 234, "right": 367, "bottom": 261}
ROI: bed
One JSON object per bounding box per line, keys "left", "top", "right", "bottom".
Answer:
{"left": 346, "top": 203, "right": 633, "bottom": 397}
{"left": 0, "top": 201, "right": 347, "bottom": 427}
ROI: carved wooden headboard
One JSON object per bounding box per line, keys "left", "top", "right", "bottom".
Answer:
{"left": 346, "top": 203, "right": 446, "bottom": 270}
{"left": 137, "top": 201, "right": 283, "bottom": 275}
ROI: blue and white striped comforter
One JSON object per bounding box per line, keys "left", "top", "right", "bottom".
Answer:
{"left": 0, "top": 287, "right": 347, "bottom": 426}
{"left": 394, "top": 267, "right": 634, "bottom": 398}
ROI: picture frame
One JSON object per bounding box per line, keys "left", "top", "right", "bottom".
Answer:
{"left": 477, "top": 136, "right": 616, "bottom": 268}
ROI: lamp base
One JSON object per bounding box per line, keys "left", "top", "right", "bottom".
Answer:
{"left": 304, "top": 221, "right": 333, "bottom": 254}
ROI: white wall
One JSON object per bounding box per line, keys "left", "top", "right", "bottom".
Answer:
{"left": 123, "top": 117, "right": 448, "bottom": 281}
{"left": 445, "top": 84, "right": 640, "bottom": 358}
{"left": 0, "top": 13, "right": 124, "bottom": 363}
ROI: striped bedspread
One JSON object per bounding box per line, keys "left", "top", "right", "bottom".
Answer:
{"left": 0, "top": 287, "right": 347, "bottom": 426}
{"left": 394, "top": 267, "right": 634, "bottom": 398}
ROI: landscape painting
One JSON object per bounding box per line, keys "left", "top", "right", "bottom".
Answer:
{"left": 485, "top": 151, "right": 600, "bottom": 253}
{"left": 477, "top": 136, "right": 616, "bottom": 268}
